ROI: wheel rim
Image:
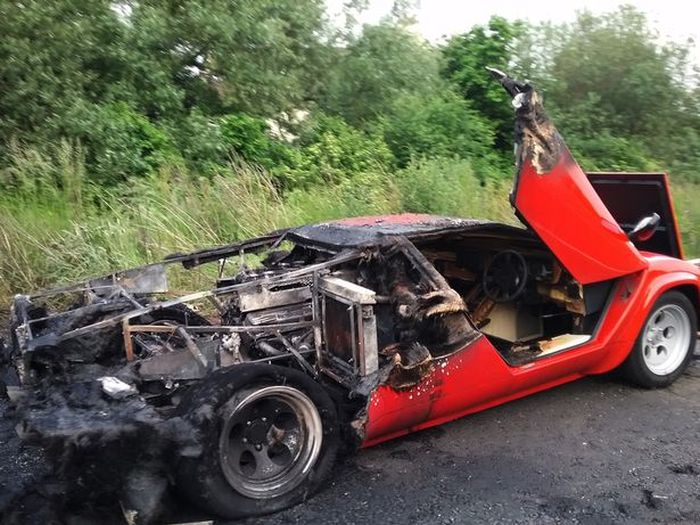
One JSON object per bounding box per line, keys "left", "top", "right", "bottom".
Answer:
{"left": 218, "top": 385, "right": 323, "bottom": 499}
{"left": 641, "top": 304, "right": 691, "bottom": 376}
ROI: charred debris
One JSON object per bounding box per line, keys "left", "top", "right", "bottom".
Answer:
{"left": 486, "top": 66, "right": 564, "bottom": 175}
{"left": 1, "top": 220, "right": 595, "bottom": 522}
{"left": 6, "top": 222, "right": 484, "bottom": 397}
{"left": 2, "top": 218, "right": 496, "bottom": 522}
{"left": 1, "top": 73, "right": 599, "bottom": 522}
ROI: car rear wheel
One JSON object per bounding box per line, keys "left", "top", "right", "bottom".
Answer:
{"left": 621, "top": 291, "right": 696, "bottom": 388}
{"left": 176, "top": 364, "right": 339, "bottom": 519}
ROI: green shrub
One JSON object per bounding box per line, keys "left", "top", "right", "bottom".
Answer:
{"left": 61, "top": 101, "right": 178, "bottom": 184}
{"left": 3, "top": 150, "right": 700, "bottom": 310}
{"left": 166, "top": 110, "right": 228, "bottom": 174}
{"left": 396, "top": 157, "right": 515, "bottom": 222}
{"left": 285, "top": 170, "right": 400, "bottom": 224}
{"left": 672, "top": 180, "right": 700, "bottom": 257}
{"left": 380, "top": 93, "right": 499, "bottom": 169}
{"left": 220, "top": 114, "right": 287, "bottom": 168}
{"left": 666, "top": 128, "right": 700, "bottom": 184}
{"left": 566, "top": 132, "right": 661, "bottom": 172}
{"left": 292, "top": 114, "right": 394, "bottom": 186}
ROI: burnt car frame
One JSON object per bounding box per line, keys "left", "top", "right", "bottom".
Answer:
{"left": 4, "top": 71, "right": 699, "bottom": 523}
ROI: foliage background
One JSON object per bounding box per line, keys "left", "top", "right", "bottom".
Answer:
{"left": 2, "top": 1, "right": 700, "bottom": 303}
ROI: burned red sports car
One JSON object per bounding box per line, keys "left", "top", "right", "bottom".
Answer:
{"left": 3, "top": 70, "right": 699, "bottom": 523}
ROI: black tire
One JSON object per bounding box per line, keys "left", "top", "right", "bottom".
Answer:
{"left": 175, "top": 364, "right": 339, "bottom": 519}
{"left": 620, "top": 291, "right": 696, "bottom": 388}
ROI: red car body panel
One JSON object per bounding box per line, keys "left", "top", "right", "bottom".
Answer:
{"left": 362, "top": 256, "right": 700, "bottom": 448}
{"left": 513, "top": 149, "right": 648, "bottom": 285}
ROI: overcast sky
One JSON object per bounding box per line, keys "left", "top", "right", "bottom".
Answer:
{"left": 326, "top": 0, "right": 698, "bottom": 63}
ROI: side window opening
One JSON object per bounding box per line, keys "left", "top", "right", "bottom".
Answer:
{"left": 586, "top": 172, "right": 683, "bottom": 259}
{"left": 413, "top": 232, "right": 616, "bottom": 366}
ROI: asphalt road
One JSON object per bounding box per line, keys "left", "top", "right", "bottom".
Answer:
{"left": 2, "top": 350, "right": 699, "bottom": 524}
{"left": 243, "top": 351, "right": 700, "bottom": 525}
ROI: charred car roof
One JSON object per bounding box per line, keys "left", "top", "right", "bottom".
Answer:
{"left": 286, "top": 213, "right": 529, "bottom": 250}
{"left": 166, "top": 213, "right": 532, "bottom": 269}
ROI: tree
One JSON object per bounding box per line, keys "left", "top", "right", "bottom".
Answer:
{"left": 0, "top": 1, "right": 139, "bottom": 143}
{"left": 380, "top": 92, "right": 498, "bottom": 170}
{"left": 318, "top": 23, "right": 442, "bottom": 128}
{"left": 0, "top": 0, "right": 331, "bottom": 183}
{"left": 292, "top": 113, "right": 393, "bottom": 185}
{"left": 545, "top": 6, "right": 689, "bottom": 143}
{"left": 525, "top": 6, "right": 700, "bottom": 176}
{"left": 130, "top": 0, "right": 329, "bottom": 117}
{"left": 441, "top": 16, "right": 524, "bottom": 151}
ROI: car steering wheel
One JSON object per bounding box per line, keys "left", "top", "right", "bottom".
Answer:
{"left": 482, "top": 250, "right": 528, "bottom": 302}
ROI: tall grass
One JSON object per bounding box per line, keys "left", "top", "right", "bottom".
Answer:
{"left": 2, "top": 145, "right": 699, "bottom": 308}
{"left": 0, "top": 147, "right": 403, "bottom": 303}
{"left": 672, "top": 183, "right": 700, "bottom": 259}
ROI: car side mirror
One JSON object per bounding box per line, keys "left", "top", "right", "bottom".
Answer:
{"left": 629, "top": 213, "right": 660, "bottom": 243}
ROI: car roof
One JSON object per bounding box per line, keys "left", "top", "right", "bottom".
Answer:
{"left": 164, "top": 213, "right": 533, "bottom": 269}
{"left": 286, "top": 213, "right": 526, "bottom": 250}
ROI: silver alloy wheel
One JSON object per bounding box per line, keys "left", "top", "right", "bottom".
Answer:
{"left": 218, "top": 385, "right": 323, "bottom": 500}
{"left": 642, "top": 304, "right": 692, "bottom": 376}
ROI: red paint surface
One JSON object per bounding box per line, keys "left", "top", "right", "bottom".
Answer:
{"left": 331, "top": 214, "right": 442, "bottom": 227}
{"left": 514, "top": 150, "right": 648, "bottom": 284}
{"left": 351, "top": 97, "right": 697, "bottom": 449}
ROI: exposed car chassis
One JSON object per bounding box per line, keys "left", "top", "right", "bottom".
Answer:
{"left": 9, "top": 221, "right": 487, "bottom": 394}
{"left": 5, "top": 216, "right": 497, "bottom": 522}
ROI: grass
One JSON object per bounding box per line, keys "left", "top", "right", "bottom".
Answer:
{"left": 672, "top": 182, "right": 700, "bottom": 259}
{"left": 1, "top": 146, "right": 698, "bottom": 308}
{"left": 0, "top": 163, "right": 392, "bottom": 301}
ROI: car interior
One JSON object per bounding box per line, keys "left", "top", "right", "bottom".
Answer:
{"left": 411, "top": 231, "right": 616, "bottom": 365}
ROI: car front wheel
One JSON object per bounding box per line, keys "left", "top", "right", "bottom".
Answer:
{"left": 176, "top": 364, "right": 339, "bottom": 519}
{"left": 621, "top": 291, "right": 696, "bottom": 388}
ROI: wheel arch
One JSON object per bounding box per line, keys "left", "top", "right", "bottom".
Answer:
{"left": 623, "top": 276, "right": 699, "bottom": 361}
{"left": 587, "top": 269, "right": 699, "bottom": 375}
{"left": 615, "top": 281, "right": 698, "bottom": 387}
{"left": 669, "top": 283, "right": 700, "bottom": 328}
{"left": 638, "top": 266, "right": 699, "bottom": 319}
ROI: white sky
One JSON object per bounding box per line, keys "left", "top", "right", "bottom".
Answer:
{"left": 326, "top": 0, "right": 699, "bottom": 63}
